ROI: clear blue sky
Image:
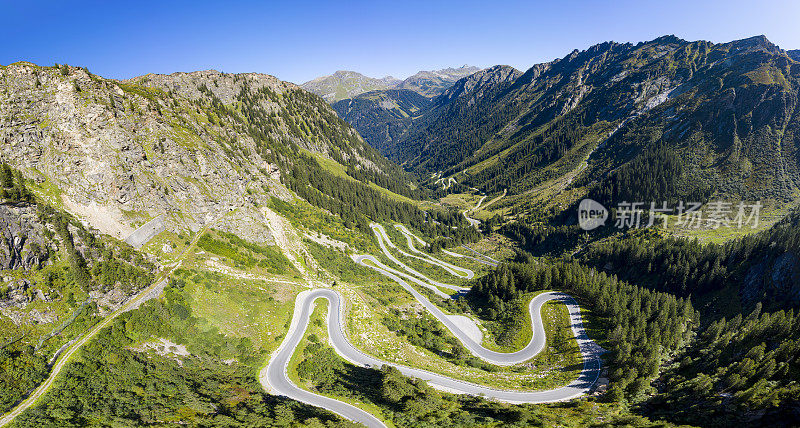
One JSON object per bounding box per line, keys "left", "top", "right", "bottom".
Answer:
{"left": 2, "top": 0, "right": 799, "bottom": 84}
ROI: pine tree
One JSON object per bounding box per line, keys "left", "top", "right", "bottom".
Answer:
{"left": 0, "top": 163, "right": 13, "bottom": 188}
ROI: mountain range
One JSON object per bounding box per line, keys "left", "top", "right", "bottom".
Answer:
{"left": 300, "top": 65, "right": 481, "bottom": 102}
{"left": 2, "top": 33, "right": 800, "bottom": 428}
{"left": 338, "top": 35, "right": 800, "bottom": 207}
{"left": 0, "top": 64, "right": 414, "bottom": 241}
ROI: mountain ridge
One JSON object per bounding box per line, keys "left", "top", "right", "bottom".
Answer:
{"left": 331, "top": 89, "right": 432, "bottom": 153}
{"left": 0, "top": 63, "right": 416, "bottom": 240}
{"left": 301, "top": 65, "right": 483, "bottom": 101}
{"left": 300, "top": 70, "right": 402, "bottom": 102}
{"left": 368, "top": 35, "right": 800, "bottom": 207}
{"left": 395, "top": 65, "right": 482, "bottom": 97}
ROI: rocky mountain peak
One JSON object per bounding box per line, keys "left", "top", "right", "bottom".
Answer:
{"left": 394, "top": 65, "right": 483, "bottom": 97}
{"left": 725, "top": 34, "right": 781, "bottom": 54}
{"left": 303, "top": 65, "right": 485, "bottom": 101}
{"left": 331, "top": 70, "right": 364, "bottom": 79}
{"left": 128, "top": 69, "right": 290, "bottom": 104}
{"left": 0, "top": 62, "right": 389, "bottom": 238}
{"left": 648, "top": 34, "right": 686, "bottom": 45}
{"left": 300, "top": 70, "right": 400, "bottom": 102}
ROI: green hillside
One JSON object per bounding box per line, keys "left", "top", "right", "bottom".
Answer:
{"left": 332, "top": 89, "right": 432, "bottom": 153}
{"left": 380, "top": 36, "right": 800, "bottom": 208}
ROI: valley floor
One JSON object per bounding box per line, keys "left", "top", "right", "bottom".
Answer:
{"left": 0, "top": 199, "right": 608, "bottom": 428}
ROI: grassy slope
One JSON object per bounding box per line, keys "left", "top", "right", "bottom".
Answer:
{"left": 177, "top": 268, "right": 300, "bottom": 352}
{"left": 287, "top": 300, "right": 393, "bottom": 426}
{"left": 337, "top": 262, "right": 583, "bottom": 391}
{"left": 306, "top": 149, "right": 417, "bottom": 205}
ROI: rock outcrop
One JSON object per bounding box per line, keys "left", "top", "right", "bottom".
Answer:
{"left": 741, "top": 251, "right": 800, "bottom": 305}
{"left": 0, "top": 63, "right": 390, "bottom": 236}
{"left": 0, "top": 205, "right": 50, "bottom": 271}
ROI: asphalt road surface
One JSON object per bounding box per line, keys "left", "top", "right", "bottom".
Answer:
{"left": 261, "top": 225, "right": 605, "bottom": 427}
{"left": 262, "top": 288, "right": 604, "bottom": 428}
{"left": 394, "top": 225, "right": 475, "bottom": 279}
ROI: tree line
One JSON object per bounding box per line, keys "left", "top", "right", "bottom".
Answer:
{"left": 282, "top": 151, "right": 478, "bottom": 244}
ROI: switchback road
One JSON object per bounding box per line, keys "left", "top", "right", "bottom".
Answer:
{"left": 261, "top": 224, "right": 605, "bottom": 428}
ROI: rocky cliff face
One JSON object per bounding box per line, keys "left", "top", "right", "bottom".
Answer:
{"left": 742, "top": 251, "right": 800, "bottom": 306}
{"left": 0, "top": 63, "right": 390, "bottom": 237}
{"left": 0, "top": 205, "right": 50, "bottom": 272}
{"left": 0, "top": 193, "right": 156, "bottom": 326}
{"left": 0, "top": 203, "right": 63, "bottom": 319}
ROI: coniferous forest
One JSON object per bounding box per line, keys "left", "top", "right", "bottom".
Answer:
{"left": 3, "top": 14, "right": 800, "bottom": 428}
{"left": 468, "top": 209, "right": 800, "bottom": 426}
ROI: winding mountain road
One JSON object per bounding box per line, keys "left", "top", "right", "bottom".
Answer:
{"left": 260, "top": 289, "right": 386, "bottom": 428}
{"left": 394, "top": 225, "right": 474, "bottom": 279}
{"left": 370, "top": 224, "right": 465, "bottom": 296}
{"left": 262, "top": 224, "right": 605, "bottom": 428}
{"left": 463, "top": 195, "right": 487, "bottom": 228}
{"left": 459, "top": 244, "right": 499, "bottom": 266}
